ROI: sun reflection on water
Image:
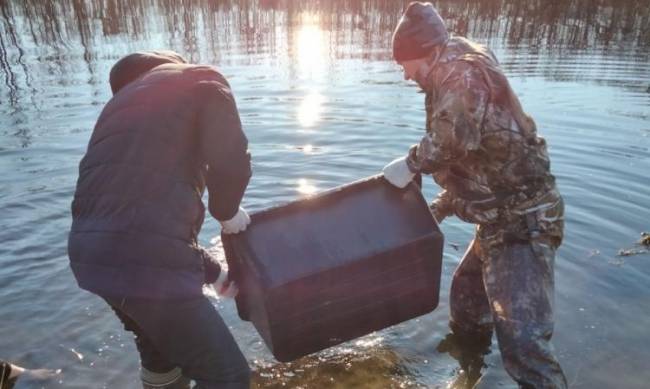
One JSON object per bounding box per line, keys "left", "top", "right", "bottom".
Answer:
{"left": 297, "top": 92, "right": 325, "bottom": 127}
{"left": 295, "top": 21, "right": 326, "bottom": 78}
{"left": 292, "top": 16, "right": 328, "bottom": 129}
{"left": 297, "top": 178, "right": 318, "bottom": 195}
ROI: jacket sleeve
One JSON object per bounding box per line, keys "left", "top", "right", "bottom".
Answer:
{"left": 430, "top": 189, "right": 454, "bottom": 222}
{"left": 199, "top": 247, "right": 221, "bottom": 285}
{"left": 196, "top": 80, "right": 252, "bottom": 222}
{"left": 406, "top": 63, "right": 488, "bottom": 174}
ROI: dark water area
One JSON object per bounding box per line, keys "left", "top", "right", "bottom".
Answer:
{"left": 1, "top": 0, "right": 649, "bottom": 387}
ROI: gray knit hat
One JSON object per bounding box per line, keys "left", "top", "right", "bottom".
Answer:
{"left": 392, "top": 2, "right": 449, "bottom": 62}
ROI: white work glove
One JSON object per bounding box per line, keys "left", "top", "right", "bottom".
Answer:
{"left": 219, "top": 206, "right": 250, "bottom": 234}
{"left": 382, "top": 156, "right": 416, "bottom": 188}
{"left": 212, "top": 270, "right": 239, "bottom": 299}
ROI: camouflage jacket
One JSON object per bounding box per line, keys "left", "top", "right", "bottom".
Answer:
{"left": 406, "top": 37, "right": 562, "bottom": 231}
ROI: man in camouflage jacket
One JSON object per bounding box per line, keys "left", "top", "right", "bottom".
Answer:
{"left": 383, "top": 3, "right": 567, "bottom": 388}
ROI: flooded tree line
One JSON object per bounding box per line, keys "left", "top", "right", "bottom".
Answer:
{"left": 0, "top": 0, "right": 649, "bottom": 104}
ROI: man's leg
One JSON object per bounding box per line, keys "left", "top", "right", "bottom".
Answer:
{"left": 449, "top": 238, "right": 493, "bottom": 336}
{"left": 443, "top": 239, "right": 493, "bottom": 386}
{"left": 482, "top": 238, "right": 567, "bottom": 389}
{"left": 115, "top": 297, "right": 250, "bottom": 389}
{"left": 105, "top": 299, "right": 191, "bottom": 389}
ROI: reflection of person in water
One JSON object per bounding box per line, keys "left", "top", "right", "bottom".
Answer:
{"left": 436, "top": 332, "right": 491, "bottom": 388}
{"left": 0, "top": 359, "right": 60, "bottom": 389}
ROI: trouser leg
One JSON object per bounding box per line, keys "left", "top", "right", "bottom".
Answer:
{"left": 105, "top": 296, "right": 250, "bottom": 389}
{"left": 106, "top": 299, "right": 191, "bottom": 388}
{"left": 443, "top": 238, "right": 493, "bottom": 386}
{"left": 449, "top": 238, "right": 493, "bottom": 336}
{"left": 481, "top": 239, "right": 567, "bottom": 389}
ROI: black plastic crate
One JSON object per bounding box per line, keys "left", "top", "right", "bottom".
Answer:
{"left": 222, "top": 175, "right": 443, "bottom": 362}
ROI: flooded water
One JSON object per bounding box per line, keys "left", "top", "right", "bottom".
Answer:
{"left": 1, "top": 0, "right": 649, "bottom": 388}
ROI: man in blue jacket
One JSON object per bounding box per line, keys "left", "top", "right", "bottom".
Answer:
{"left": 68, "top": 51, "right": 252, "bottom": 388}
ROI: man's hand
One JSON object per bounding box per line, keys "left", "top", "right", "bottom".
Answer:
{"left": 7, "top": 363, "right": 61, "bottom": 381}
{"left": 382, "top": 156, "right": 416, "bottom": 188}
{"left": 212, "top": 270, "right": 239, "bottom": 299}
{"left": 219, "top": 206, "right": 250, "bottom": 234}
{"left": 25, "top": 369, "right": 62, "bottom": 380}
{"left": 430, "top": 199, "right": 452, "bottom": 224}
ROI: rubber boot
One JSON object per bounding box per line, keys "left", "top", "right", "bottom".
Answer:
{"left": 141, "top": 366, "right": 191, "bottom": 389}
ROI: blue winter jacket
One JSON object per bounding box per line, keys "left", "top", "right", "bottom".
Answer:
{"left": 68, "top": 52, "right": 251, "bottom": 300}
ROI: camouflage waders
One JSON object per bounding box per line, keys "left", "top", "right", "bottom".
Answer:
{"left": 450, "top": 196, "right": 567, "bottom": 389}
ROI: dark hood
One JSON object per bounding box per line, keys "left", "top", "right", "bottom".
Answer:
{"left": 109, "top": 50, "right": 187, "bottom": 94}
